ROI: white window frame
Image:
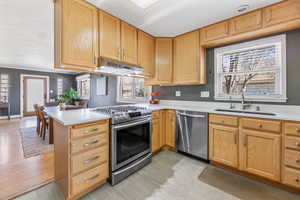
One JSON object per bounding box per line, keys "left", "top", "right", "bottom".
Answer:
{"left": 214, "top": 34, "right": 287, "bottom": 103}
{"left": 76, "top": 74, "right": 90, "bottom": 100}
{"left": 57, "top": 78, "right": 63, "bottom": 97}
{"left": 117, "top": 76, "right": 152, "bottom": 103}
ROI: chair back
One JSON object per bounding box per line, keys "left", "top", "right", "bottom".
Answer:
{"left": 36, "top": 106, "right": 46, "bottom": 121}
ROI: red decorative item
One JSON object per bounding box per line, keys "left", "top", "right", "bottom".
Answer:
{"left": 150, "top": 92, "right": 160, "bottom": 104}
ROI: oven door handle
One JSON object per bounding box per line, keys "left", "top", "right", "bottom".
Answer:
{"left": 113, "top": 118, "right": 151, "bottom": 130}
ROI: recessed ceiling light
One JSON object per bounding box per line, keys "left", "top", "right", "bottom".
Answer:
{"left": 130, "top": 0, "right": 160, "bottom": 9}
{"left": 236, "top": 4, "right": 250, "bottom": 13}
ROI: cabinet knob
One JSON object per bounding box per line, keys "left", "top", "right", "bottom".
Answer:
{"left": 296, "top": 143, "right": 300, "bottom": 147}
{"left": 296, "top": 128, "right": 300, "bottom": 132}
{"left": 221, "top": 120, "right": 225, "bottom": 123}
{"left": 258, "top": 124, "right": 263, "bottom": 128}
{"left": 295, "top": 178, "right": 300, "bottom": 183}
{"left": 296, "top": 159, "right": 300, "bottom": 163}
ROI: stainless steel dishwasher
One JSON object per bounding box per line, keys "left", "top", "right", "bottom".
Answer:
{"left": 176, "top": 110, "right": 208, "bottom": 161}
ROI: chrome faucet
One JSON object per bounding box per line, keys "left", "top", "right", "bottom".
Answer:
{"left": 229, "top": 96, "right": 235, "bottom": 109}
{"left": 241, "top": 87, "right": 251, "bottom": 110}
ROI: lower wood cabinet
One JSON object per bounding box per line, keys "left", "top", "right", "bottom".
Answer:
{"left": 152, "top": 117, "right": 161, "bottom": 152}
{"left": 53, "top": 119, "right": 109, "bottom": 200}
{"left": 239, "top": 129, "right": 281, "bottom": 181}
{"left": 209, "top": 124, "right": 238, "bottom": 168}
{"left": 165, "top": 110, "right": 176, "bottom": 148}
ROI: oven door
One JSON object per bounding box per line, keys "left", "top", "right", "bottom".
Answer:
{"left": 111, "top": 117, "right": 152, "bottom": 171}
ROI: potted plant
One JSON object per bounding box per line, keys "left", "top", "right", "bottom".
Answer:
{"left": 58, "top": 88, "right": 80, "bottom": 109}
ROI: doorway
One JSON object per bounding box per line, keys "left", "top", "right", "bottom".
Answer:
{"left": 21, "top": 75, "right": 49, "bottom": 116}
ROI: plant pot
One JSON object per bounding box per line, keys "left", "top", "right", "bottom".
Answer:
{"left": 74, "top": 101, "right": 80, "bottom": 106}
{"left": 59, "top": 103, "right": 66, "bottom": 110}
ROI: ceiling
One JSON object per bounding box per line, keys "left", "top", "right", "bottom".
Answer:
{"left": 0, "top": 0, "right": 282, "bottom": 72}
{"left": 87, "top": 0, "right": 282, "bottom": 37}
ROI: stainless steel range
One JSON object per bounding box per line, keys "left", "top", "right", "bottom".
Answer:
{"left": 93, "top": 105, "right": 152, "bottom": 185}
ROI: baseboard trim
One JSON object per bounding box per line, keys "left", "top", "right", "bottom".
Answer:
{"left": 0, "top": 115, "right": 22, "bottom": 120}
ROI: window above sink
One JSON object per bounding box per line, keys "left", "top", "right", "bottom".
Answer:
{"left": 214, "top": 34, "right": 287, "bottom": 103}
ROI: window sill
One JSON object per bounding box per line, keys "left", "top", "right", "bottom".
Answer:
{"left": 215, "top": 97, "right": 288, "bottom": 103}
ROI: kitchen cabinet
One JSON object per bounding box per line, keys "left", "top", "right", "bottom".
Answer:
{"left": 173, "top": 30, "right": 204, "bottom": 85}
{"left": 239, "top": 129, "right": 281, "bottom": 181}
{"left": 152, "top": 118, "right": 161, "bottom": 152}
{"left": 138, "top": 31, "right": 155, "bottom": 77}
{"left": 54, "top": 0, "right": 99, "bottom": 71}
{"left": 230, "top": 10, "right": 262, "bottom": 35}
{"left": 145, "top": 38, "right": 173, "bottom": 85}
{"left": 99, "top": 11, "right": 121, "bottom": 61}
{"left": 209, "top": 118, "right": 239, "bottom": 168}
{"left": 121, "top": 22, "right": 138, "bottom": 65}
{"left": 263, "top": 0, "right": 300, "bottom": 27}
{"left": 53, "top": 119, "right": 109, "bottom": 200}
{"left": 201, "top": 21, "right": 229, "bottom": 42}
{"left": 165, "top": 110, "right": 176, "bottom": 148}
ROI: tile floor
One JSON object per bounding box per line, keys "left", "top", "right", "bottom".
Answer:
{"left": 16, "top": 150, "right": 300, "bottom": 200}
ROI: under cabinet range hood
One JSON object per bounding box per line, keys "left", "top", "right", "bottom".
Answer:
{"left": 93, "top": 59, "right": 144, "bottom": 76}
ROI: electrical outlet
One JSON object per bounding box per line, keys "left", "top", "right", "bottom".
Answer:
{"left": 175, "top": 91, "right": 181, "bottom": 97}
{"left": 201, "top": 91, "right": 210, "bottom": 98}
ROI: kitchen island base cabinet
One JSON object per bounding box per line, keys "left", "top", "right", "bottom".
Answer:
{"left": 53, "top": 119, "right": 109, "bottom": 200}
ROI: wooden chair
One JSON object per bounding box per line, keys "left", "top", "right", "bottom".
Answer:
{"left": 33, "top": 104, "right": 41, "bottom": 136}
{"left": 37, "top": 106, "right": 49, "bottom": 140}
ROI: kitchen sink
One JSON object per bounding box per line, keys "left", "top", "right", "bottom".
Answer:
{"left": 214, "top": 109, "right": 277, "bottom": 116}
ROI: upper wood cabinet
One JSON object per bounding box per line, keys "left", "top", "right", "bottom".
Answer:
{"left": 239, "top": 129, "right": 281, "bottom": 181}
{"left": 263, "top": 0, "right": 300, "bottom": 27}
{"left": 99, "top": 11, "right": 121, "bottom": 61}
{"left": 230, "top": 10, "right": 262, "bottom": 35}
{"left": 55, "top": 0, "right": 99, "bottom": 71}
{"left": 209, "top": 124, "right": 239, "bottom": 168}
{"left": 174, "top": 31, "right": 202, "bottom": 84}
{"left": 138, "top": 31, "right": 155, "bottom": 77}
{"left": 156, "top": 38, "right": 173, "bottom": 84}
{"left": 201, "top": 21, "right": 229, "bottom": 42}
{"left": 121, "top": 22, "right": 138, "bottom": 65}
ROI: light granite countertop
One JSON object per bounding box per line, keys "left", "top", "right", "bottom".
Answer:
{"left": 46, "top": 108, "right": 110, "bottom": 126}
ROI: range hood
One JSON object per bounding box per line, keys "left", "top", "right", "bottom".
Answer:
{"left": 93, "top": 59, "right": 144, "bottom": 76}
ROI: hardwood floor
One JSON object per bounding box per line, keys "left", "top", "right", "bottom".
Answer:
{"left": 0, "top": 117, "right": 54, "bottom": 200}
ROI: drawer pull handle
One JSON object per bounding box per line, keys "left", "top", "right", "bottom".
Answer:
{"left": 84, "top": 128, "right": 99, "bottom": 134}
{"left": 84, "top": 140, "right": 99, "bottom": 147}
{"left": 85, "top": 174, "right": 100, "bottom": 182}
{"left": 84, "top": 156, "right": 99, "bottom": 164}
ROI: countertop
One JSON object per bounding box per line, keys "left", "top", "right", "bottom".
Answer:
{"left": 46, "top": 108, "right": 110, "bottom": 126}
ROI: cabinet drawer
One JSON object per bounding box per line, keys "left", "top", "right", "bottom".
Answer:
{"left": 71, "top": 133, "right": 108, "bottom": 154}
{"left": 285, "top": 122, "right": 300, "bottom": 136}
{"left": 209, "top": 114, "right": 238, "bottom": 127}
{"left": 152, "top": 111, "right": 160, "bottom": 119}
{"left": 241, "top": 118, "right": 281, "bottom": 133}
{"left": 71, "top": 163, "right": 108, "bottom": 195}
{"left": 71, "top": 145, "right": 108, "bottom": 175}
{"left": 285, "top": 136, "right": 300, "bottom": 150}
{"left": 285, "top": 149, "right": 300, "bottom": 169}
{"left": 71, "top": 123, "right": 108, "bottom": 139}
{"left": 282, "top": 167, "right": 300, "bottom": 189}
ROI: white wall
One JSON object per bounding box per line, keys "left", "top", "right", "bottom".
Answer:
{"left": 0, "top": 0, "right": 54, "bottom": 70}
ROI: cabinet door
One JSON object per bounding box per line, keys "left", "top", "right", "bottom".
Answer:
{"left": 263, "top": 0, "right": 300, "bottom": 27}
{"left": 121, "top": 22, "right": 138, "bottom": 65}
{"left": 174, "top": 31, "right": 200, "bottom": 84}
{"left": 152, "top": 119, "right": 161, "bottom": 152}
{"left": 99, "top": 11, "right": 121, "bottom": 61}
{"left": 201, "top": 21, "right": 229, "bottom": 42}
{"left": 230, "top": 10, "right": 262, "bottom": 35}
{"left": 209, "top": 125, "right": 238, "bottom": 168}
{"left": 239, "top": 129, "right": 281, "bottom": 181}
{"left": 60, "top": 0, "right": 98, "bottom": 69}
{"left": 156, "top": 38, "right": 173, "bottom": 84}
{"left": 165, "top": 110, "right": 176, "bottom": 148}
{"left": 138, "top": 31, "right": 155, "bottom": 77}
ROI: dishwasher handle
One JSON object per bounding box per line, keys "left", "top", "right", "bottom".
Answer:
{"left": 176, "top": 112, "right": 206, "bottom": 118}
